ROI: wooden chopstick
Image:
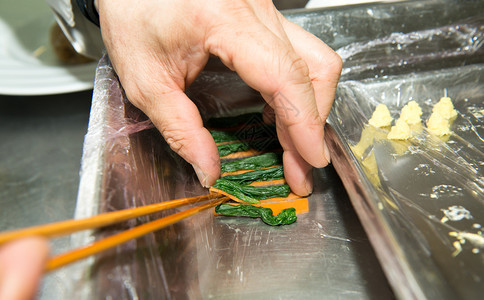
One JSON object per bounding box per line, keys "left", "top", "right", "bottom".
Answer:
{"left": 45, "top": 196, "right": 228, "bottom": 272}
{"left": 0, "top": 193, "right": 220, "bottom": 246}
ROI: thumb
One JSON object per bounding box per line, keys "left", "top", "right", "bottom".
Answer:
{"left": 142, "top": 90, "right": 220, "bottom": 187}
{"left": 0, "top": 237, "right": 49, "bottom": 300}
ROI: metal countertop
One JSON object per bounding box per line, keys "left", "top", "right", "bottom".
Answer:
{"left": 0, "top": 91, "right": 92, "bottom": 297}
{"left": 0, "top": 90, "right": 394, "bottom": 299}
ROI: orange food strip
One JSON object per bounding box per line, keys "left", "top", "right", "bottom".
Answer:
{"left": 258, "top": 196, "right": 308, "bottom": 215}
{"left": 216, "top": 141, "right": 242, "bottom": 146}
{"left": 210, "top": 187, "right": 246, "bottom": 204}
{"left": 220, "top": 149, "right": 262, "bottom": 160}
{"left": 255, "top": 192, "right": 302, "bottom": 203}
{"left": 248, "top": 178, "right": 286, "bottom": 186}
{"left": 211, "top": 191, "right": 308, "bottom": 215}
{"left": 210, "top": 188, "right": 307, "bottom": 215}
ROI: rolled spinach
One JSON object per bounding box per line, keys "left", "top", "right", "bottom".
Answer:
{"left": 213, "top": 179, "right": 290, "bottom": 204}
{"left": 217, "top": 142, "right": 250, "bottom": 157}
{"left": 215, "top": 203, "right": 297, "bottom": 226}
{"left": 220, "top": 152, "right": 281, "bottom": 173}
{"left": 222, "top": 166, "right": 284, "bottom": 184}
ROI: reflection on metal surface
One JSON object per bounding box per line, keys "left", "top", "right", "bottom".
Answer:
{"left": 69, "top": 55, "right": 393, "bottom": 299}
{"left": 0, "top": 91, "right": 92, "bottom": 299}
{"left": 70, "top": 1, "right": 484, "bottom": 299}
{"left": 292, "top": 1, "right": 484, "bottom": 299}
{"left": 328, "top": 62, "right": 484, "bottom": 299}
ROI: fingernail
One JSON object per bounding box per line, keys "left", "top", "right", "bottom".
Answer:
{"left": 323, "top": 140, "right": 331, "bottom": 164}
{"left": 304, "top": 169, "right": 313, "bottom": 195}
{"left": 192, "top": 164, "right": 210, "bottom": 188}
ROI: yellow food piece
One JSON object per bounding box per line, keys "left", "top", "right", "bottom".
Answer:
{"left": 427, "top": 113, "right": 451, "bottom": 136}
{"left": 360, "top": 152, "right": 380, "bottom": 186}
{"left": 409, "top": 122, "right": 423, "bottom": 132}
{"left": 351, "top": 125, "right": 388, "bottom": 160}
{"left": 388, "top": 118, "right": 411, "bottom": 140}
{"left": 427, "top": 97, "right": 457, "bottom": 136}
{"left": 369, "top": 104, "right": 393, "bottom": 128}
{"left": 399, "top": 100, "right": 422, "bottom": 125}
{"left": 432, "top": 97, "right": 458, "bottom": 120}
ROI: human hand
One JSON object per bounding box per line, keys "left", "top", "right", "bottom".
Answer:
{"left": 0, "top": 237, "right": 49, "bottom": 300}
{"left": 96, "top": 0, "right": 342, "bottom": 196}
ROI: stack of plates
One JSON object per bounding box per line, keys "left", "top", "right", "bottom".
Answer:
{"left": 0, "top": 0, "right": 97, "bottom": 95}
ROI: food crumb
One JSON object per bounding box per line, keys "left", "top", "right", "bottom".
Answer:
{"left": 452, "top": 241, "right": 462, "bottom": 257}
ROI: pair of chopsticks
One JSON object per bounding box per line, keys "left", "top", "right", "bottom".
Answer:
{"left": 0, "top": 193, "right": 227, "bottom": 272}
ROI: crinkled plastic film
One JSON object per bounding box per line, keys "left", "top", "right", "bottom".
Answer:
{"left": 326, "top": 9, "right": 484, "bottom": 300}
{"left": 328, "top": 65, "right": 484, "bottom": 300}
{"left": 70, "top": 55, "right": 265, "bottom": 299}
{"left": 69, "top": 1, "right": 484, "bottom": 299}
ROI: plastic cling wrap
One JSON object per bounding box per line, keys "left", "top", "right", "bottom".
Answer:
{"left": 68, "top": 1, "right": 484, "bottom": 299}
{"left": 326, "top": 16, "right": 484, "bottom": 300}
{"left": 328, "top": 65, "right": 484, "bottom": 300}
{"left": 68, "top": 55, "right": 394, "bottom": 299}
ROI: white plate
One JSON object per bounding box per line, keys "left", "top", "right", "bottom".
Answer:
{"left": 0, "top": 0, "right": 97, "bottom": 95}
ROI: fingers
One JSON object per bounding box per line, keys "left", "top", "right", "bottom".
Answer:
{"left": 279, "top": 16, "right": 342, "bottom": 123}
{"left": 98, "top": 0, "right": 342, "bottom": 193}
{"left": 206, "top": 12, "right": 326, "bottom": 169}
{"left": 112, "top": 61, "right": 220, "bottom": 188}
{"left": 205, "top": 4, "right": 342, "bottom": 195}
{"left": 284, "top": 150, "right": 313, "bottom": 196}
{"left": 264, "top": 104, "right": 313, "bottom": 196}
{"left": 0, "top": 237, "right": 49, "bottom": 300}
{"left": 279, "top": 19, "right": 342, "bottom": 169}
{"left": 139, "top": 89, "right": 221, "bottom": 187}
{"left": 276, "top": 114, "right": 314, "bottom": 196}
{"left": 272, "top": 20, "right": 341, "bottom": 194}
{"left": 98, "top": 0, "right": 218, "bottom": 188}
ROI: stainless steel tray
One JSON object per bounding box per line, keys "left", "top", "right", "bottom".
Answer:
{"left": 66, "top": 56, "right": 392, "bottom": 299}
{"left": 67, "top": 1, "right": 484, "bottom": 299}
{"left": 327, "top": 64, "right": 484, "bottom": 300}
{"left": 322, "top": 1, "right": 484, "bottom": 298}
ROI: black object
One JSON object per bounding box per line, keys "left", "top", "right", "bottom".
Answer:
{"left": 76, "top": 0, "right": 100, "bottom": 27}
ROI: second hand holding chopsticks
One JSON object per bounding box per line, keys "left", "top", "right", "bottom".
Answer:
{"left": 0, "top": 193, "right": 228, "bottom": 272}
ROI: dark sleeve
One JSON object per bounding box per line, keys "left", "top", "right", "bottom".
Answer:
{"left": 76, "top": 0, "right": 100, "bottom": 27}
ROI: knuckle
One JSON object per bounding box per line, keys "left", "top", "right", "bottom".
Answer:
{"left": 327, "top": 51, "right": 343, "bottom": 75}
{"left": 286, "top": 54, "right": 310, "bottom": 79}
{"left": 161, "top": 127, "right": 189, "bottom": 154}
{"left": 311, "top": 51, "right": 343, "bottom": 85}
{"left": 119, "top": 76, "right": 153, "bottom": 112}
{"left": 284, "top": 114, "right": 323, "bottom": 141}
